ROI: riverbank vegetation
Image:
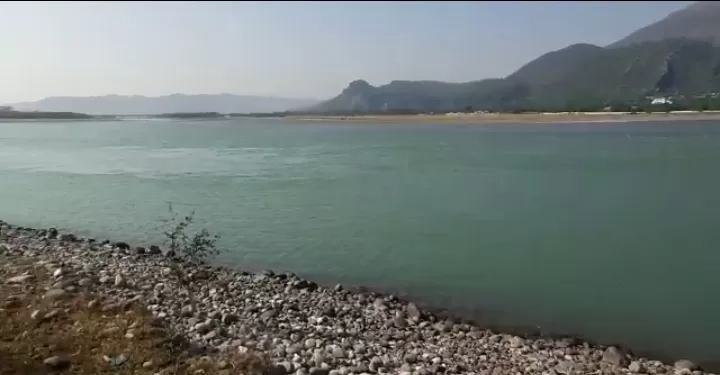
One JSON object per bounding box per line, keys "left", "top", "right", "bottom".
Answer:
{"left": 0, "top": 108, "right": 92, "bottom": 120}
{"left": 228, "top": 94, "right": 720, "bottom": 118}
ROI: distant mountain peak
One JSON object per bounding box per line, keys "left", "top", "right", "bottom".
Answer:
{"left": 684, "top": 1, "right": 720, "bottom": 12}
{"left": 609, "top": 1, "right": 720, "bottom": 48}
{"left": 345, "top": 79, "right": 373, "bottom": 90}
{"left": 307, "top": 2, "right": 720, "bottom": 114}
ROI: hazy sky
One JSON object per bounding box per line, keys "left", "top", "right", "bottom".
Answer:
{"left": 0, "top": 1, "right": 692, "bottom": 103}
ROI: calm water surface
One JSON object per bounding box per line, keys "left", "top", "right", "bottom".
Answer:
{"left": 1, "top": 118, "right": 720, "bottom": 364}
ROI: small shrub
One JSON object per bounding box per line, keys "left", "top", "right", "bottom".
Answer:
{"left": 160, "top": 203, "right": 221, "bottom": 263}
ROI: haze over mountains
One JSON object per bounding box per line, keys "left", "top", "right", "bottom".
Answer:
{"left": 608, "top": 1, "right": 720, "bottom": 48}
{"left": 312, "top": 1, "right": 720, "bottom": 113}
{"left": 9, "top": 2, "right": 720, "bottom": 115}
{"left": 11, "top": 94, "right": 318, "bottom": 115}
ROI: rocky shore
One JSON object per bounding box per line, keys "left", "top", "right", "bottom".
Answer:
{"left": 0, "top": 220, "right": 713, "bottom": 375}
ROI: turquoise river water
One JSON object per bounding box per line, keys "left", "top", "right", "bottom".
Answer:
{"left": 1, "top": 118, "right": 720, "bottom": 366}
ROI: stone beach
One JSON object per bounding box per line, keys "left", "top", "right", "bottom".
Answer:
{"left": 0, "top": 219, "right": 714, "bottom": 375}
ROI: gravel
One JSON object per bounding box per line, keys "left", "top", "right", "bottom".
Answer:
{"left": 0, "top": 219, "right": 715, "bottom": 375}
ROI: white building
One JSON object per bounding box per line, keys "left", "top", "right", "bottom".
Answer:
{"left": 650, "top": 97, "right": 673, "bottom": 105}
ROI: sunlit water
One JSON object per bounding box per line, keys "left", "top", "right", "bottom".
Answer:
{"left": 2, "top": 118, "right": 720, "bottom": 365}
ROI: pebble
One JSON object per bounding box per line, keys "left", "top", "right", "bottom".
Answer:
{"left": 509, "top": 336, "right": 525, "bottom": 348}
{"left": 675, "top": 360, "right": 699, "bottom": 371}
{"left": 114, "top": 274, "right": 125, "bottom": 287}
{"left": 194, "top": 322, "right": 213, "bottom": 334}
{"left": 221, "top": 313, "right": 238, "bottom": 325}
{"left": 331, "top": 347, "right": 345, "bottom": 359}
{"left": 602, "top": 346, "right": 629, "bottom": 367}
{"left": 43, "top": 309, "right": 61, "bottom": 320}
{"left": 43, "top": 355, "right": 70, "bottom": 370}
{"left": 108, "top": 354, "right": 128, "bottom": 367}
{"left": 629, "top": 361, "right": 644, "bottom": 373}
{"left": 101, "top": 326, "right": 121, "bottom": 336}
{"left": 305, "top": 338, "right": 317, "bottom": 349}
{"left": 406, "top": 302, "right": 421, "bottom": 319}
{"left": 44, "top": 289, "right": 67, "bottom": 300}
{"left": 6, "top": 274, "right": 34, "bottom": 283}
{"left": 180, "top": 305, "right": 193, "bottom": 317}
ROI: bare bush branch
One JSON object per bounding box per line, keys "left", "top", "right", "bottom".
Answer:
{"left": 160, "top": 202, "right": 222, "bottom": 263}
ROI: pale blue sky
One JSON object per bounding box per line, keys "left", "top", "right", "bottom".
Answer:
{"left": 0, "top": 1, "right": 692, "bottom": 102}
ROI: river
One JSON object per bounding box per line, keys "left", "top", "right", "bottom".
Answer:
{"left": 1, "top": 118, "right": 719, "bottom": 365}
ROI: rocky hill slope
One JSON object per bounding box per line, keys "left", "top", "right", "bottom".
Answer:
{"left": 311, "top": 2, "right": 720, "bottom": 113}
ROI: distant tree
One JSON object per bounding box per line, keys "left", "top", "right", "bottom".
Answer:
{"left": 710, "top": 98, "right": 720, "bottom": 110}
{"left": 696, "top": 102, "right": 710, "bottom": 112}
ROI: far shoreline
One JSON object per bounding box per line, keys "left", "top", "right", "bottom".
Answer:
{"left": 285, "top": 110, "right": 720, "bottom": 124}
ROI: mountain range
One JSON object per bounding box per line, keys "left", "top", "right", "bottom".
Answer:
{"left": 10, "top": 2, "right": 720, "bottom": 115}
{"left": 311, "top": 1, "right": 720, "bottom": 113}
{"left": 10, "top": 94, "right": 318, "bottom": 115}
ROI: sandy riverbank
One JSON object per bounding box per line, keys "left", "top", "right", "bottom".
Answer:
{"left": 288, "top": 111, "right": 720, "bottom": 124}
{"left": 0, "top": 220, "right": 714, "bottom": 375}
